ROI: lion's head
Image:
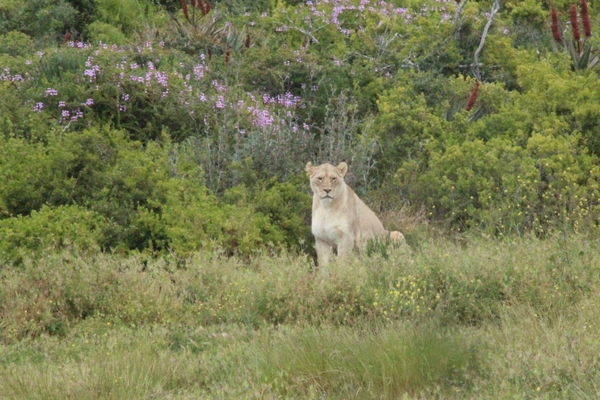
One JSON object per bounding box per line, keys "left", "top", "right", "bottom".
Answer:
{"left": 305, "top": 162, "right": 348, "bottom": 203}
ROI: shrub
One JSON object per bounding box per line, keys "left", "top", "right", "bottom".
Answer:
{"left": 0, "top": 31, "right": 34, "bottom": 57}
{"left": 0, "top": 205, "right": 105, "bottom": 265}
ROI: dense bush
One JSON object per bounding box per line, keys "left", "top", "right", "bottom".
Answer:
{"left": 0, "top": 126, "right": 310, "bottom": 260}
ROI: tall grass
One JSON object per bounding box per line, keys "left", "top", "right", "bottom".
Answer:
{"left": 1, "top": 234, "right": 600, "bottom": 397}
{"left": 253, "top": 323, "right": 476, "bottom": 398}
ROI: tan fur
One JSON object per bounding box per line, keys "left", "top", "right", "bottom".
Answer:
{"left": 306, "top": 162, "right": 405, "bottom": 265}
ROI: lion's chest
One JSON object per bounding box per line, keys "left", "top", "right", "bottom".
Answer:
{"left": 311, "top": 207, "right": 352, "bottom": 246}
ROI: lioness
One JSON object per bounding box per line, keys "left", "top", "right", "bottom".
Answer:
{"left": 306, "top": 161, "right": 405, "bottom": 265}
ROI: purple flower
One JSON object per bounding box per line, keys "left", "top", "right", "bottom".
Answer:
{"left": 33, "top": 102, "right": 44, "bottom": 112}
{"left": 194, "top": 64, "right": 205, "bottom": 80}
{"left": 84, "top": 65, "right": 101, "bottom": 82}
{"left": 215, "top": 95, "right": 225, "bottom": 109}
{"left": 71, "top": 108, "right": 84, "bottom": 121}
{"left": 45, "top": 88, "right": 58, "bottom": 97}
{"left": 212, "top": 80, "right": 226, "bottom": 92}
{"left": 83, "top": 98, "right": 94, "bottom": 106}
{"left": 58, "top": 101, "right": 66, "bottom": 107}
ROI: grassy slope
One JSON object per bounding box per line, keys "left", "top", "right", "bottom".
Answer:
{"left": 1, "top": 234, "right": 600, "bottom": 398}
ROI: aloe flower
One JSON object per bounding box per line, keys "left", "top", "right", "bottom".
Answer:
{"left": 181, "top": 0, "right": 189, "bottom": 19}
{"left": 551, "top": 7, "right": 562, "bottom": 43}
{"left": 465, "top": 81, "right": 479, "bottom": 112}
{"left": 571, "top": 4, "right": 580, "bottom": 41}
{"left": 581, "top": 0, "right": 592, "bottom": 38}
{"left": 198, "top": 0, "right": 207, "bottom": 16}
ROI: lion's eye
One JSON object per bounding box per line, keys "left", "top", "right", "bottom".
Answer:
{"left": 332, "top": 178, "right": 337, "bottom": 182}
{"left": 317, "top": 177, "right": 323, "bottom": 181}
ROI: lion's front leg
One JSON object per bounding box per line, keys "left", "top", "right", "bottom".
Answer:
{"left": 336, "top": 235, "right": 355, "bottom": 260}
{"left": 315, "top": 238, "right": 333, "bottom": 266}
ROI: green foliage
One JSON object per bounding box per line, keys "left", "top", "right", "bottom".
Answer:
{"left": 87, "top": 21, "right": 129, "bottom": 45}
{"left": 94, "top": 0, "right": 152, "bottom": 37}
{"left": 0, "top": 0, "right": 88, "bottom": 43}
{"left": 0, "top": 125, "right": 312, "bottom": 257}
{"left": 0, "top": 205, "right": 105, "bottom": 265}
{"left": 0, "top": 31, "right": 34, "bottom": 57}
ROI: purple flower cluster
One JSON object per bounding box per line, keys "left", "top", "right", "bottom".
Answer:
{"left": 17, "top": 39, "right": 312, "bottom": 138}
{"left": 59, "top": 108, "right": 84, "bottom": 123}
{"left": 84, "top": 65, "right": 101, "bottom": 82}
{"left": 248, "top": 107, "right": 275, "bottom": 128}
{"left": 302, "top": 0, "right": 414, "bottom": 36}
{"left": 0, "top": 68, "right": 25, "bottom": 83}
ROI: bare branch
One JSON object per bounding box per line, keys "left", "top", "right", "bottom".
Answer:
{"left": 453, "top": 0, "right": 469, "bottom": 40}
{"left": 472, "top": 0, "right": 500, "bottom": 80}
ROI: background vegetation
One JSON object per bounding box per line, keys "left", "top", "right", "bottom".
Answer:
{"left": 1, "top": 0, "right": 600, "bottom": 397}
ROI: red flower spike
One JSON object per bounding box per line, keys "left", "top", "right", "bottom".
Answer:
{"left": 180, "top": 0, "right": 189, "bottom": 19}
{"left": 198, "top": 0, "right": 206, "bottom": 16}
{"left": 571, "top": 4, "right": 580, "bottom": 41}
{"left": 225, "top": 47, "right": 231, "bottom": 66}
{"left": 205, "top": 0, "right": 211, "bottom": 14}
{"left": 208, "top": 48, "right": 212, "bottom": 61}
{"left": 245, "top": 34, "right": 250, "bottom": 49}
{"left": 551, "top": 7, "right": 562, "bottom": 43}
{"left": 581, "top": 0, "right": 592, "bottom": 38}
{"left": 465, "top": 81, "right": 479, "bottom": 112}
{"left": 63, "top": 32, "right": 71, "bottom": 44}
{"left": 191, "top": 0, "right": 196, "bottom": 7}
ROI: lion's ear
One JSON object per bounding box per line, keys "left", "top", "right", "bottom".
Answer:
{"left": 337, "top": 162, "right": 348, "bottom": 177}
{"left": 305, "top": 162, "right": 315, "bottom": 174}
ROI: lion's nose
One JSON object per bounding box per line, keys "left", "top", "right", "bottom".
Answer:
{"left": 324, "top": 188, "right": 332, "bottom": 193}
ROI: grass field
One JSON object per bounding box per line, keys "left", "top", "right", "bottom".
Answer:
{"left": 1, "top": 233, "right": 600, "bottom": 398}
